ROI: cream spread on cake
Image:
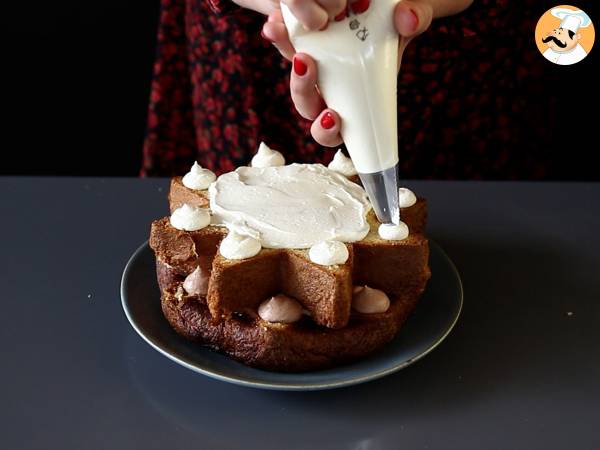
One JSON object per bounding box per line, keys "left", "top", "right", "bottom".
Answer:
{"left": 183, "top": 266, "right": 209, "bottom": 296}
{"left": 352, "top": 286, "right": 390, "bottom": 313}
{"left": 327, "top": 149, "right": 357, "bottom": 177}
{"left": 250, "top": 142, "right": 285, "bottom": 168}
{"left": 398, "top": 187, "right": 417, "bottom": 208}
{"left": 182, "top": 162, "right": 216, "bottom": 190}
{"left": 378, "top": 221, "right": 409, "bottom": 241}
{"left": 309, "top": 240, "right": 349, "bottom": 266}
{"left": 258, "top": 294, "right": 303, "bottom": 323}
{"left": 209, "top": 163, "right": 370, "bottom": 249}
{"left": 219, "top": 229, "right": 262, "bottom": 260}
{"left": 170, "top": 204, "right": 211, "bottom": 231}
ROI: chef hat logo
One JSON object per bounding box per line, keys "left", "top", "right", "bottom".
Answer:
{"left": 551, "top": 7, "right": 592, "bottom": 33}
{"left": 535, "top": 5, "right": 595, "bottom": 66}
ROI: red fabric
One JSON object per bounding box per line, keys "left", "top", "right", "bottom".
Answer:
{"left": 142, "top": 0, "right": 557, "bottom": 179}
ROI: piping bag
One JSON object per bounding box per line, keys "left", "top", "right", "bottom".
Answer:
{"left": 282, "top": 0, "right": 402, "bottom": 224}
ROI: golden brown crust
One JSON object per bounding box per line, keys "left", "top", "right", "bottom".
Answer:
{"left": 161, "top": 285, "right": 422, "bottom": 372}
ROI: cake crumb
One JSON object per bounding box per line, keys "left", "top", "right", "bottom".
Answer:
{"left": 87, "top": 293, "right": 93, "bottom": 299}
{"left": 566, "top": 311, "right": 573, "bottom": 317}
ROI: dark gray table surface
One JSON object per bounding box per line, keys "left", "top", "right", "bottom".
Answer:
{"left": 1, "top": 177, "right": 599, "bottom": 450}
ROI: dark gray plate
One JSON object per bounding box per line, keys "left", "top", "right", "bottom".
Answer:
{"left": 121, "top": 240, "right": 462, "bottom": 391}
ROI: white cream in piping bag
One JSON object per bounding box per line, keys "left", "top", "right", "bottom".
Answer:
{"left": 251, "top": 142, "right": 285, "bottom": 168}
{"left": 282, "top": 1, "right": 403, "bottom": 224}
{"left": 182, "top": 162, "right": 216, "bottom": 190}
{"left": 210, "top": 164, "right": 371, "bottom": 249}
{"left": 328, "top": 149, "right": 357, "bottom": 177}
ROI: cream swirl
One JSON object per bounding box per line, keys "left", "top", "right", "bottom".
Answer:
{"left": 378, "top": 221, "right": 409, "bottom": 241}
{"left": 250, "top": 142, "right": 285, "bottom": 168}
{"left": 170, "top": 204, "right": 211, "bottom": 231}
{"left": 309, "top": 240, "right": 349, "bottom": 266}
{"left": 219, "top": 229, "right": 262, "bottom": 260}
{"left": 352, "top": 286, "right": 390, "bottom": 314}
{"left": 398, "top": 187, "right": 417, "bottom": 208}
{"left": 183, "top": 266, "right": 209, "bottom": 296}
{"left": 327, "top": 149, "right": 357, "bottom": 177}
{"left": 209, "top": 164, "right": 371, "bottom": 249}
{"left": 182, "top": 162, "right": 216, "bottom": 190}
{"left": 258, "top": 294, "right": 303, "bottom": 323}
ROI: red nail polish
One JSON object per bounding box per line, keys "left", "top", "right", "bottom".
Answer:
{"left": 334, "top": 10, "right": 346, "bottom": 22}
{"left": 293, "top": 56, "right": 307, "bottom": 76}
{"left": 321, "top": 112, "right": 335, "bottom": 129}
{"left": 408, "top": 9, "right": 418, "bottom": 32}
{"left": 350, "top": 0, "right": 370, "bottom": 15}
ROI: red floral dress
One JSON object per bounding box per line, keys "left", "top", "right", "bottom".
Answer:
{"left": 142, "top": 0, "right": 555, "bottom": 179}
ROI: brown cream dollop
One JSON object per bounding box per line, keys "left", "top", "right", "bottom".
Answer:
{"left": 258, "top": 294, "right": 303, "bottom": 324}
{"left": 352, "top": 286, "right": 390, "bottom": 314}
{"left": 183, "top": 266, "right": 209, "bottom": 297}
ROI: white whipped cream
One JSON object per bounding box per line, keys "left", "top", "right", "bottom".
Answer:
{"left": 170, "top": 204, "right": 211, "bottom": 231}
{"left": 398, "top": 187, "right": 417, "bottom": 208}
{"left": 378, "top": 222, "right": 409, "bottom": 241}
{"left": 327, "top": 149, "right": 357, "bottom": 177}
{"left": 250, "top": 142, "right": 285, "bottom": 168}
{"left": 258, "top": 294, "right": 303, "bottom": 324}
{"left": 209, "top": 164, "right": 371, "bottom": 249}
{"left": 183, "top": 266, "right": 209, "bottom": 296}
{"left": 182, "top": 162, "right": 216, "bottom": 190}
{"left": 219, "top": 229, "right": 262, "bottom": 260}
{"left": 309, "top": 240, "right": 349, "bottom": 266}
{"left": 352, "top": 286, "right": 390, "bottom": 314}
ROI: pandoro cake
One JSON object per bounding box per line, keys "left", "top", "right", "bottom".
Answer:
{"left": 149, "top": 143, "right": 430, "bottom": 372}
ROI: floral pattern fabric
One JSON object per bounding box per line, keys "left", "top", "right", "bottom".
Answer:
{"left": 142, "top": 0, "right": 556, "bottom": 180}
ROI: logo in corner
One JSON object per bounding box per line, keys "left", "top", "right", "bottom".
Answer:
{"left": 535, "top": 5, "right": 594, "bottom": 65}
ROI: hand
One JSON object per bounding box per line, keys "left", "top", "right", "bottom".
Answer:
{"left": 232, "top": 0, "right": 346, "bottom": 28}
{"left": 261, "top": 0, "right": 473, "bottom": 146}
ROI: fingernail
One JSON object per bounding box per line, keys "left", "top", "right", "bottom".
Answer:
{"left": 405, "top": 9, "right": 418, "bottom": 33}
{"left": 334, "top": 9, "right": 347, "bottom": 21}
{"left": 293, "top": 56, "right": 308, "bottom": 76}
{"left": 320, "top": 112, "right": 335, "bottom": 129}
{"left": 350, "top": 0, "right": 370, "bottom": 15}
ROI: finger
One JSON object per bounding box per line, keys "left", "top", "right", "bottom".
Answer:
{"left": 262, "top": 19, "right": 296, "bottom": 61}
{"left": 290, "top": 53, "right": 325, "bottom": 120}
{"left": 316, "top": 0, "right": 346, "bottom": 18}
{"left": 311, "top": 109, "right": 343, "bottom": 147}
{"left": 281, "top": 0, "right": 329, "bottom": 31}
{"left": 393, "top": 0, "right": 433, "bottom": 39}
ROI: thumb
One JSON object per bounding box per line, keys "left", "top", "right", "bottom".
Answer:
{"left": 394, "top": 0, "right": 433, "bottom": 39}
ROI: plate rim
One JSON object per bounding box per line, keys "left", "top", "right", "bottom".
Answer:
{"left": 121, "top": 240, "right": 463, "bottom": 391}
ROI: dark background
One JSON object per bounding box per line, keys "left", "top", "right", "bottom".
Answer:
{"left": 1, "top": 1, "right": 598, "bottom": 179}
